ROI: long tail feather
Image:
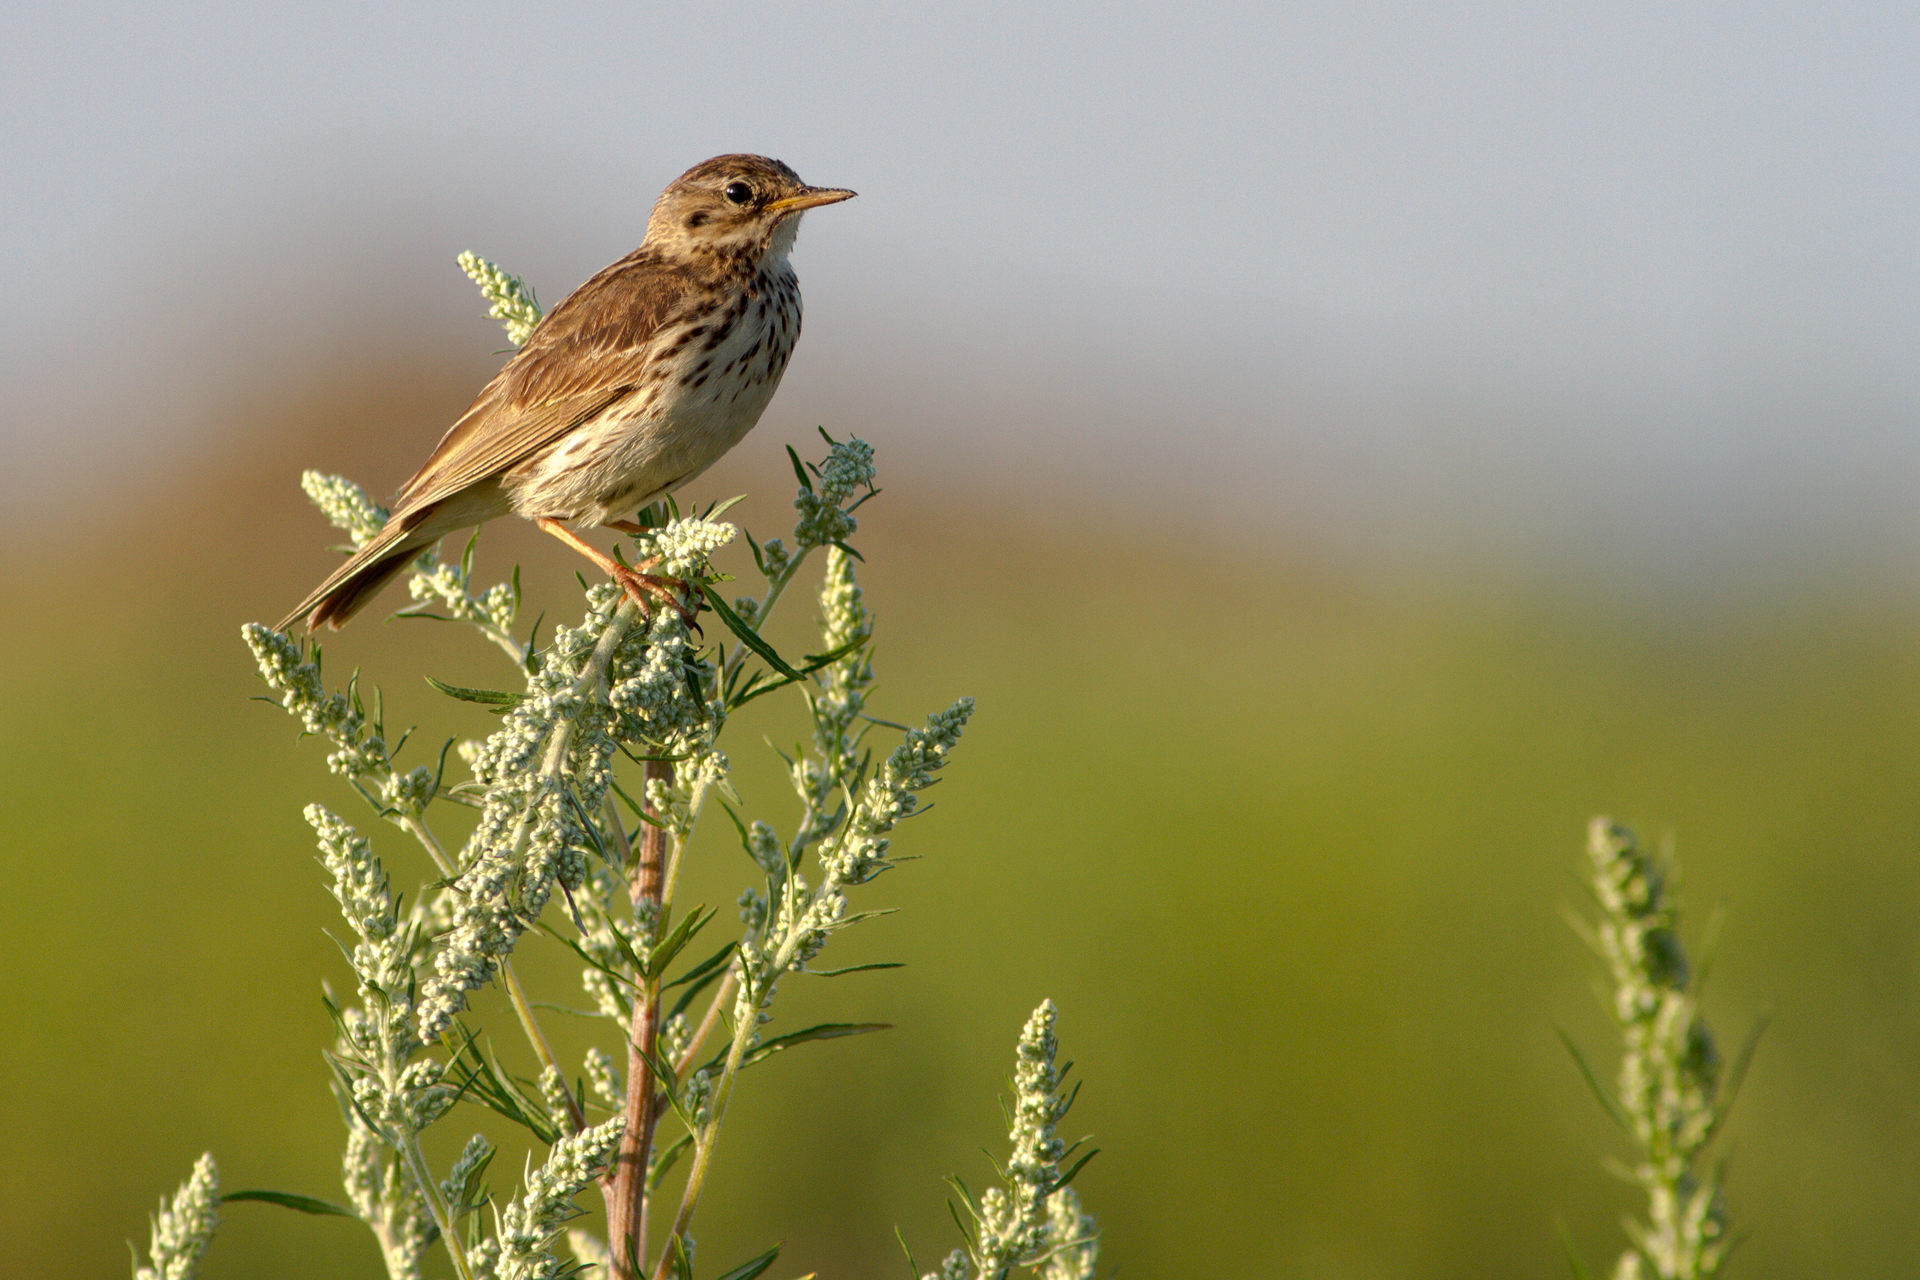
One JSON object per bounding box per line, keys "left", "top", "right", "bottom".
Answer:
{"left": 276, "top": 523, "right": 437, "bottom": 632}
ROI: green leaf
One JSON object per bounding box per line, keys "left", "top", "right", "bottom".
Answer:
{"left": 1555, "top": 1219, "right": 1597, "bottom": 1280}
{"left": 637, "top": 1042, "right": 690, "bottom": 1125}
{"left": 424, "top": 676, "right": 525, "bottom": 708}
{"left": 647, "top": 904, "right": 717, "bottom": 980}
{"left": 725, "top": 634, "right": 870, "bottom": 710}
{"left": 704, "top": 591, "right": 805, "bottom": 682}
{"left": 222, "top": 1189, "right": 357, "bottom": 1218}
{"left": 666, "top": 943, "right": 736, "bottom": 1021}
{"left": 945, "top": 1172, "right": 981, "bottom": 1219}
{"left": 786, "top": 444, "right": 814, "bottom": 493}
{"left": 450, "top": 1146, "right": 495, "bottom": 1216}
{"left": 806, "top": 961, "right": 905, "bottom": 977}
{"left": 536, "top": 922, "right": 638, "bottom": 994}
{"left": 664, "top": 940, "right": 737, "bottom": 991}
{"left": 711, "top": 1242, "right": 782, "bottom": 1280}
{"left": 1706, "top": 1012, "right": 1771, "bottom": 1142}
{"left": 1555, "top": 1026, "right": 1629, "bottom": 1131}
{"left": 647, "top": 1133, "right": 695, "bottom": 1193}
{"left": 1048, "top": 1146, "right": 1099, "bottom": 1193}
{"left": 894, "top": 1225, "right": 922, "bottom": 1279}
{"left": 740, "top": 1022, "right": 892, "bottom": 1069}
{"left": 443, "top": 1029, "right": 562, "bottom": 1144}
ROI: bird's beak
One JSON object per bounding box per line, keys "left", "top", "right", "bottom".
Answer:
{"left": 767, "top": 186, "right": 857, "bottom": 213}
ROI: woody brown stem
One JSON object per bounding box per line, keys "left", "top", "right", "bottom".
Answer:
{"left": 605, "top": 756, "right": 671, "bottom": 1280}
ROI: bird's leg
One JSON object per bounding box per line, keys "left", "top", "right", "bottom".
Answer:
{"left": 535, "top": 518, "right": 698, "bottom": 625}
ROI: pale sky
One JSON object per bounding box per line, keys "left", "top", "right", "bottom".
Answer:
{"left": 5, "top": 2, "right": 1916, "bottom": 576}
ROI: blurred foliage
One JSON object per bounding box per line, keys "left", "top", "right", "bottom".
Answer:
{"left": 2, "top": 469, "right": 1918, "bottom": 1279}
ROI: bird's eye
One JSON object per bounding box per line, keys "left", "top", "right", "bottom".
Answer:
{"left": 723, "top": 182, "right": 753, "bottom": 205}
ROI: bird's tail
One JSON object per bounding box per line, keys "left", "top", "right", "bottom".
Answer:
{"left": 276, "top": 520, "right": 440, "bottom": 632}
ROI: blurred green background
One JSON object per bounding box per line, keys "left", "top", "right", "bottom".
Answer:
{"left": 2, "top": 396, "right": 1918, "bottom": 1276}
{"left": 7, "top": 4, "right": 1920, "bottom": 1277}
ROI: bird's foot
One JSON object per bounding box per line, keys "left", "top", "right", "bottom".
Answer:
{"left": 535, "top": 516, "right": 702, "bottom": 628}
{"left": 610, "top": 559, "right": 701, "bottom": 629}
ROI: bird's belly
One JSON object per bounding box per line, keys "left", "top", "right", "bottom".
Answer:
{"left": 503, "top": 305, "right": 797, "bottom": 526}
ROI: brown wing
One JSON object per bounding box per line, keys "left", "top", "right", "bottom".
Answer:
{"left": 390, "top": 249, "right": 703, "bottom": 516}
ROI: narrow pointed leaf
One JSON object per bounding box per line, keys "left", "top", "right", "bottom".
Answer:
{"left": 705, "top": 591, "right": 805, "bottom": 681}
{"left": 806, "top": 961, "right": 905, "bottom": 977}
{"left": 710, "top": 1242, "right": 782, "bottom": 1280}
{"left": 740, "top": 1022, "right": 892, "bottom": 1069}
{"left": 647, "top": 904, "right": 717, "bottom": 980}
{"left": 664, "top": 940, "right": 737, "bottom": 990}
{"left": 222, "top": 1189, "right": 357, "bottom": 1217}
{"left": 1048, "top": 1147, "right": 1099, "bottom": 1193}
{"left": 647, "top": 1133, "right": 695, "bottom": 1192}
{"left": 1555, "top": 1220, "right": 1597, "bottom": 1280}
{"left": 1555, "top": 1026, "right": 1629, "bottom": 1131}
{"left": 424, "top": 676, "right": 525, "bottom": 708}
{"left": 895, "top": 1225, "right": 921, "bottom": 1279}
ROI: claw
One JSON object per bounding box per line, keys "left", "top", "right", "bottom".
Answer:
{"left": 535, "top": 516, "right": 703, "bottom": 627}
{"left": 609, "top": 564, "right": 700, "bottom": 628}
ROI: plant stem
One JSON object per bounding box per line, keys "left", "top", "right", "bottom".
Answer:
{"left": 651, "top": 992, "right": 755, "bottom": 1280}
{"left": 503, "top": 959, "right": 585, "bottom": 1133}
{"left": 654, "top": 893, "right": 820, "bottom": 1278}
{"left": 395, "top": 1126, "right": 475, "bottom": 1280}
{"left": 606, "top": 756, "right": 671, "bottom": 1280}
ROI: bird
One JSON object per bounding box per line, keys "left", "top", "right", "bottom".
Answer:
{"left": 278, "top": 154, "right": 854, "bottom": 632}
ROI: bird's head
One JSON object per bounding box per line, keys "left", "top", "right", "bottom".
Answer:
{"left": 643, "top": 154, "right": 855, "bottom": 263}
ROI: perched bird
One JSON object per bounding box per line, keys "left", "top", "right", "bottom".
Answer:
{"left": 278, "top": 154, "right": 854, "bottom": 632}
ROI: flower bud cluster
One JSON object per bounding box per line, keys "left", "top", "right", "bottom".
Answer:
{"left": 825, "top": 698, "right": 973, "bottom": 888}
{"left": 458, "top": 251, "right": 544, "bottom": 347}
{"left": 792, "top": 435, "right": 876, "bottom": 550}
{"left": 1586, "top": 818, "right": 1728, "bottom": 1280}
{"left": 307, "top": 805, "right": 427, "bottom": 1042}
{"left": 487, "top": 1117, "right": 626, "bottom": 1280}
{"left": 417, "top": 604, "right": 636, "bottom": 1039}
{"left": 136, "top": 1153, "right": 220, "bottom": 1280}
{"left": 300, "top": 470, "right": 389, "bottom": 547}
{"left": 352, "top": 1058, "right": 455, "bottom": 1133}
{"left": 973, "top": 1002, "right": 1069, "bottom": 1275}
{"left": 942, "top": 1001, "right": 1098, "bottom": 1280}
{"left": 811, "top": 546, "right": 874, "bottom": 766}
{"left": 584, "top": 1046, "right": 623, "bottom": 1108}
{"left": 243, "top": 624, "right": 389, "bottom": 779}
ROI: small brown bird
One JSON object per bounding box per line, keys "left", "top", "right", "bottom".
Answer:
{"left": 279, "top": 154, "right": 854, "bottom": 632}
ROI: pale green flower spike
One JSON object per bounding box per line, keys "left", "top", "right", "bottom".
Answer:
{"left": 924, "top": 1001, "right": 1098, "bottom": 1280}
{"left": 134, "top": 1153, "right": 219, "bottom": 1280}
{"left": 1585, "top": 819, "right": 1735, "bottom": 1280}
{"left": 487, "top": 1118, "right": 626, "bottom": 1280}
{"left": 301, "top": 470, "right": 389, "bottom": 547}
{"left": 1038, "top": 1186, "right": 1098, "bottom": 1280}
{"left": 458, "top": 251, "right": 544, "bottom": 346}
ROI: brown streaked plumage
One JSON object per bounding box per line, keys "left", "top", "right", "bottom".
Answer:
{"left": 278, "top": 154, "right": 854, "bottom": 632}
